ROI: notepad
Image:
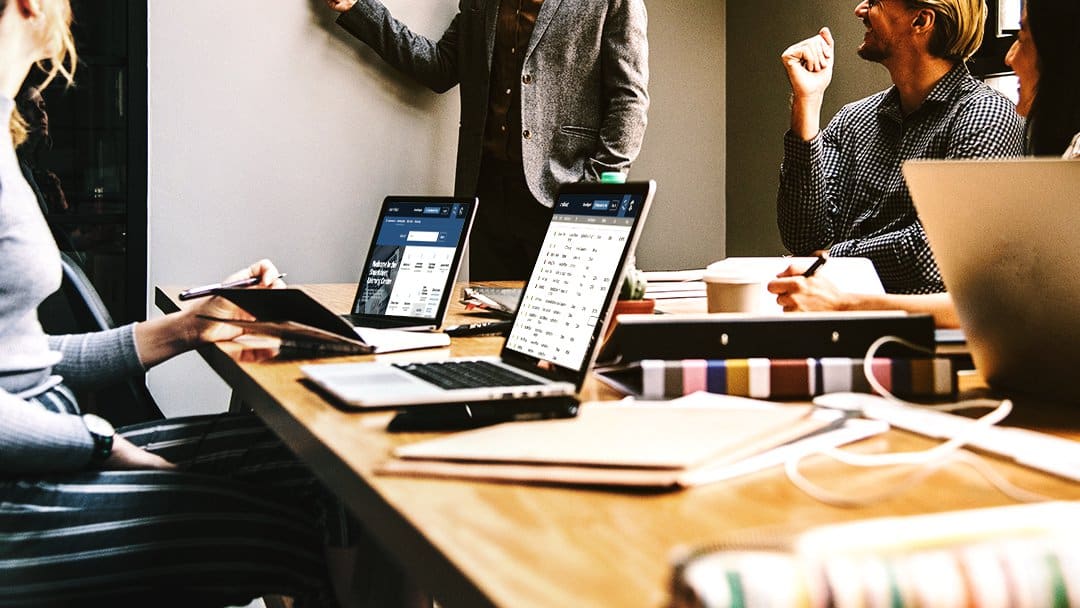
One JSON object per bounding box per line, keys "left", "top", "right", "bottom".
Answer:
{"left": 377, "top": 398, "right": 873, "bottom": 489}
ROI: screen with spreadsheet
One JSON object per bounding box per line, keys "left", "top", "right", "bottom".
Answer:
{"left": 504, "top": 191, "right": 646, "bottom": 371}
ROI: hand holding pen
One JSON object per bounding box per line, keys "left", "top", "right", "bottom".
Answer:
{"left": 179, "top": 260, "right": 288, "bottom": 345}
{"left": 179, "top": 274, "right": 287, "bottom": 300}
{"left": 767, "top": 252, "right": 840, "bottom": 313}
{"left": 135, "top": 260, "right": 288, "bottom": 365}
{"left": 801, "top": 252, "right": 828, "bottom": 277}
{"left": 180, "top": 259, "right": 288, "bottom": 300}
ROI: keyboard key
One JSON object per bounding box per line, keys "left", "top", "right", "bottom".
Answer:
{"left": 395, "top": 361, "right": 543, "bottom": 390}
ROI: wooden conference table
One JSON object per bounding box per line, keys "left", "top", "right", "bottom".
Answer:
{"left": 156, "top": 283, "right": 1080, "bottom": 608}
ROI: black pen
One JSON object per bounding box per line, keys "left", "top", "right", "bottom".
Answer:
{"left": 443, "top": 320, "right": 513, "bottom": 337}
{"left": 178, "top": 273, "right": 287, "bottom": 301}
{"left": 802, "top": 254, "right": 828, "bottom": 278}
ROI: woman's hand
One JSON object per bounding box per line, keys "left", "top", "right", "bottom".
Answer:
{"left": 183, "top": 259, "right": 287, "bottom": 345}
{"left": 134, "top": 259, "right": 287, "bottom": 368}
{"left": 101, "top": 435, "right": 176, "bottom": 471}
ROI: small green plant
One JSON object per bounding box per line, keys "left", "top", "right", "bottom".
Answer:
{"left": 619, "top": 265, "right": 647, "bottom": 300}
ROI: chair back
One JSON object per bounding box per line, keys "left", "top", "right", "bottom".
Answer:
{"left": 37, "top": 252, "right": 164, "bottom": 424}
{"left": 59, "top": 251, "right": 115, "bottom": 332}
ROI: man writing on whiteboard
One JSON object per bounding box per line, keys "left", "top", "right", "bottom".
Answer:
{"left": 325, "top": 0, "right": 650, "bottom": 280}
{"left": 772, "top": 0, "right": 1022, "bottom": 315}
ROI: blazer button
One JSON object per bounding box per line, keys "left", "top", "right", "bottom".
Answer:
{"left": 522, "top": 74, "right": 533, "bottom": 85}
{"left": 522, "top": 129, "right": 532, "bottom": 139}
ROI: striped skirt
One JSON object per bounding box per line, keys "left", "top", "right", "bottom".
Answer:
{"left": 1, "top": 386, "right": 344, "bottom": 607}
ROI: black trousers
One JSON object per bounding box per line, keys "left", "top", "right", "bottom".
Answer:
{"left": 2, "top": 388, "right": 346, "bottom": 607}
{"left": 470, "top": 157, "right": 553, "bottom": 281}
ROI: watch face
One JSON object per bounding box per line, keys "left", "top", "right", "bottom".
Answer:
{"left": 83, "top": 414, "right": 115, "bottom": 437}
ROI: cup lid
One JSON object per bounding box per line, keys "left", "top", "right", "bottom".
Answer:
{"left": 704, "top": 260, "right": 765, "bottom": 284}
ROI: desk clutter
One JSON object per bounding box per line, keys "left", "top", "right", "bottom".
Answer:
{"left": 376, "top": 394, "right": 888, "bottom": 490}
{"left": 700, "top": 257, "right": 885, "bottom": 314}
{"left": 460, "top": 285, "right": 521, "bottom": 317}
{"left": 594, "top": 311, "right": 956, "bottom": 401}
{"left": 596, "top": 311, "right": 938, "bottom": 363}
{"left": 641, "top": 268, "right": 708, "bottom": 300}
{"left": 671, "top": 501, "right": 1080, "bottom": 608}
{"left": 596, "top": 357, "right": 958, "bottom": 400}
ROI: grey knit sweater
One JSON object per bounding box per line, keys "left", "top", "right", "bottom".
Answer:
{"left": 1, "top": 96, "right": 144, "bottom": 475}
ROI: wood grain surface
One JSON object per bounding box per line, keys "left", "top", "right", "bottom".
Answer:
{"left": 156, "top": 284, "right": 1080, "bottom": 608}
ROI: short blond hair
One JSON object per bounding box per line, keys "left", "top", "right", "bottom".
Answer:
{"left": 908, "top": 0, "right": 987, "bottom": 61}
{"left": 4, "top": 0, "right": 77, "bottom": 146}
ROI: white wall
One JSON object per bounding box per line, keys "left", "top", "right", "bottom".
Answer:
{"left": 632, "top": 0, "right": 725, "bottom": 271}
{"left": 147, "top": 1, "right": 725, "bottom": 415}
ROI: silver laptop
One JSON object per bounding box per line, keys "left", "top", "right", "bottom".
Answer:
{"left": 904, "top": 158, "right": 1080, "bottom": 403}
{"left": 302, "top": 181, "right": 657, "bottom": 408}
{"left": 343, "top": 196, "right": 477, "bottom": 331}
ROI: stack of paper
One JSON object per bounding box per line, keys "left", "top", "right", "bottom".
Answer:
{"left": 377, "top": 394, "right": 886, "bottom": 489}
{"left": 641, "top": 268, "right": 708, "bottom": 300}
{"left": 644, "top": 281, "right": 708, "bottom": 300}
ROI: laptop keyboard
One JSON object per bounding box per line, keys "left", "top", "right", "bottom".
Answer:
{"left": 394, "top": 361, "right": 544, "bottom": 390}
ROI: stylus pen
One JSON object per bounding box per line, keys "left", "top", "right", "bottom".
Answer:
{"left": 802, "top": 254, "right": 828, "bottom": 278}
{"left": 178, "top": 274, "right": 287, "bottom": 301}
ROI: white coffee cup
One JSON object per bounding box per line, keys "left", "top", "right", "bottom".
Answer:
{"left": 703, "top": 264, "right": 770, "bottom": 313}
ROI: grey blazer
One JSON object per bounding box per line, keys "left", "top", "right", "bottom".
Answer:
{"left": 336, "top": 0, "right": 649, "bottom": 208}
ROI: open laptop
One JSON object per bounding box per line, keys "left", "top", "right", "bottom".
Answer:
{"left": 301, "top": 180, "right": 656, "bottom": 408}
{"left": 904, "top": 158, "right": 1080, "bottom": 403}
{"left": 343, "top": 196, "right": 477, "bottom": 331}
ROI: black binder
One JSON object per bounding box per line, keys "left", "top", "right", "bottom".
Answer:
{"left": 596, "top": 312, "right": 936, "bottom": 365}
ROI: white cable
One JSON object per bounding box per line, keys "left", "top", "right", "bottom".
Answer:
{"left": 785, "top": 335, "right": 1052, "bottom": 507}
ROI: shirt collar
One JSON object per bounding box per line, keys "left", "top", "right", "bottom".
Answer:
{"left": 878, "top": 62, "right": 972, "bottom": 121}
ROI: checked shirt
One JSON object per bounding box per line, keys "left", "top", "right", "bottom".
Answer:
{"left": 777, "top": 64, "right": 1024, "bottom": 294}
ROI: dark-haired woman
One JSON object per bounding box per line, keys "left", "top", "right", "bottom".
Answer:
{"left": 1005, "top": 0, "right": 1080, "bottom": 157}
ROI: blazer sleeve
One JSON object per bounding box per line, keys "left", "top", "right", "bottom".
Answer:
{"left": 336, "top": 0, "right": 463, "bottom": 94}
{"left": 588, "top": 0, "right": 650, "bottom": 178}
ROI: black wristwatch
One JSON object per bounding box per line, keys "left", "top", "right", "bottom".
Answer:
{"left": 82, "top": 413, "right": 115, "bottom": 465}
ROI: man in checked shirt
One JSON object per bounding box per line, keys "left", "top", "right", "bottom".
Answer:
{"left": 769, "top": 0, "right": 1022, "bottom": 328}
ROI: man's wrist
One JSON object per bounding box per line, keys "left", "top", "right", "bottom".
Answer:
{"left": 789, "top": 95, "right": 823, "bottom": 141}
{"left": 837, "top": 292, "right": 860, "bottom": 312}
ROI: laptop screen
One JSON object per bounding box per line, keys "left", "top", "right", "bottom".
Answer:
{"left": 503, "top": 182, "right": 654, "bottom": 381}
{"left": 352, "top": 197, "right": 476, "bottom": 323}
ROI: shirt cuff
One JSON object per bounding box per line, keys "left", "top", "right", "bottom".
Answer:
{"left": 120, "top": 322, "right": 148, "bottom": 373}
{"left": 783, "top": 129, "right": 820, "bottom": 165}
{"left": 829, "top": 240, "right": 854, "bottom": 257}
